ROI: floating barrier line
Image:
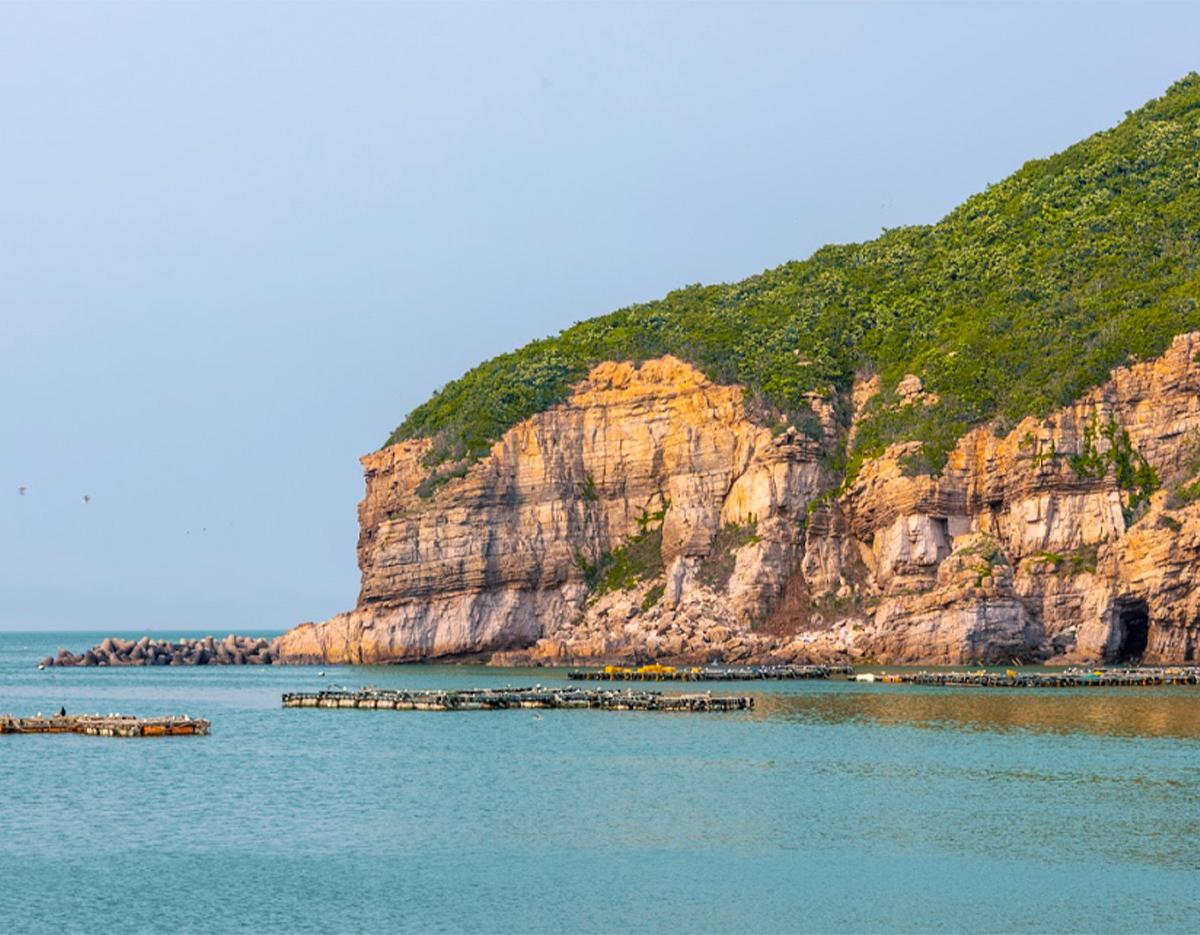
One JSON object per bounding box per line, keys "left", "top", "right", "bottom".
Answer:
{"left": 567, "top": 663, "right": 854, "bottom": 682}
{"left": 860, "top": 666, "right": 1200, "bottom": 689}
{"left": 0, "top": 714, "right": 210, "bottom": 737}
{"left": 282, "top": 687, "right": 753, "bottom": 712}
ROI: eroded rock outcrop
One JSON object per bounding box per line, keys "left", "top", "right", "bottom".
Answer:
{"left": 280, "top": 357, "right": 823, "bottom": 663}
{"left": 279, "top": 335, "right": 1200, "bottom": 665}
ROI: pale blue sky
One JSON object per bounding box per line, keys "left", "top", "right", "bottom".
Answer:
{"left": 2, "top": 2, "right": 1198, "bottom": 631}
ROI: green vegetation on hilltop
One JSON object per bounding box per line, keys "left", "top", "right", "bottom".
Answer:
{"left": 390, "top": 76, "right": 1200, "bottom": 481}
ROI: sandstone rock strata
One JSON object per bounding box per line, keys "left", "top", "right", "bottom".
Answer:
{"left": 280, "top": 335, "right": 1200, "bottom": 665}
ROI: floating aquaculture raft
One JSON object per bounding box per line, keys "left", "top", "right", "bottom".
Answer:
{"left": 864, "top": 667, "right": 1200, "bottom": 689}
{"left": 282, "top": 687, "right": 753, "bottom": 712}
{"left": 0, "top": 714, "right": 210, "bottom": 737}
{"left": 567, "top": 663, "right": 854, "bottom": 681}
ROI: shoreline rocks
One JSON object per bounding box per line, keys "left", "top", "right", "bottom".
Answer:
{"left": 42, "top": 634, "right": 278, "bottom": 668}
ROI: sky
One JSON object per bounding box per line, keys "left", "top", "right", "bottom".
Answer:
{"left": 2, "top": 2, "right": 1199, "bottom": 632}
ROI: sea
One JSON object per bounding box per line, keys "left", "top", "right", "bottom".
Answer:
{"left": 1, "top": 631, "right": 1198, "bottom": 934}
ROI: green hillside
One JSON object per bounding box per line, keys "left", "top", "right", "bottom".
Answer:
{"left": 390, "top": 75, "right": 1200, "bottom": 487}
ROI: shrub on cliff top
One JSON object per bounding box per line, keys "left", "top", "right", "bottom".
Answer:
{"left": 388, "top": 75, "right": 1200, "bottom": 480}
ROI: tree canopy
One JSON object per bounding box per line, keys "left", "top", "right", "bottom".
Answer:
{"left": 389, "top": 75, "right": 1200, "bottom": 482}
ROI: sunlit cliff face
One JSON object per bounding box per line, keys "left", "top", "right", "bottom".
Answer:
{"left": 278, "top": 335, "right": 1200, "bottom": 666}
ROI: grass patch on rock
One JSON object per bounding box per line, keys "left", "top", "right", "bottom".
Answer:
{"left": 698, "top": 518, "right": 761, "bottom": 590}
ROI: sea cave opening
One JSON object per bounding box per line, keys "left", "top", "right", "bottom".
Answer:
{"left": 1114, "top": 599, "right": 1150, "bottom": 664}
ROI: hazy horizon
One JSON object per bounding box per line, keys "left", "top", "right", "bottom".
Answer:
{"left": 5, "top": 2, "right": 1200, "bottom": 632}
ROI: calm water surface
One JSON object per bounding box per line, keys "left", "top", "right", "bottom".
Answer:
{"left": 1, "top": 631, "right": 1198, "bottom": 934}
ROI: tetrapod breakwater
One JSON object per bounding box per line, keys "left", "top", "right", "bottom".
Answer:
{"left": 40, "top": 634, "right": 277, "bottom": 668}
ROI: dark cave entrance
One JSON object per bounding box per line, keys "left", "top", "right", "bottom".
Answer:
{"left": 1113, "top": 599, "right": 1150, "bottom": 664}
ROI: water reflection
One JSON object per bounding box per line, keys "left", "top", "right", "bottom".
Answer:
{"left": 754, "top": 686, "right": 1200, "bottom": 739}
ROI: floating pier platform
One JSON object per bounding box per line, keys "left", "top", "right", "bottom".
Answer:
{"left": 0, "top": 714, "right": 210, "bottom": 737}
{"left": 282, "top": 687, "right": 753, "bottom": 712}
{"left": 860, "top": 666, "right": 1200, "bottom": 689}
{"left": 567, "top": 663, "right": 854, "bottom": 681}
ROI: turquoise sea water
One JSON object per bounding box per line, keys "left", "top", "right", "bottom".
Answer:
{"left": 2, "top": 632, "right": 1198, "bottom": 934}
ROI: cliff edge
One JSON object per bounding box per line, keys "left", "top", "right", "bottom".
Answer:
{"left": 278, "top": 337, "right": 1200, "bottom": 665}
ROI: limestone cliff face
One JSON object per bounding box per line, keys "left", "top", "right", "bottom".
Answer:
{"left": 279, "top": 335, "right": 1200, "bottom": 665}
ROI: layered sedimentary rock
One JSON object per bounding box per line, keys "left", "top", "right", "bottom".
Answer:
{"left": 279, "top": 357, "right": 822, "bottom": 663}
{"left": 279, "top": 335, "right": 1200, "bottom": 665}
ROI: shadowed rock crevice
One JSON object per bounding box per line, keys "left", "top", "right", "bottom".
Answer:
{"left": 1112, "top": 598, "right": 1151, "bottom": 663}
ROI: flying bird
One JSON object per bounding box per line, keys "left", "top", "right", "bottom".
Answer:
{"left": 82, "top": 494, "right": 91, "bottom": 505}
{"left": 18, "top": 486, "right": 26, "bottom": 496}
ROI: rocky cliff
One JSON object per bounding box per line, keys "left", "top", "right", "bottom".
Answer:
{"left": 278, "top": 335, "right": 1200, "bottom": 665}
